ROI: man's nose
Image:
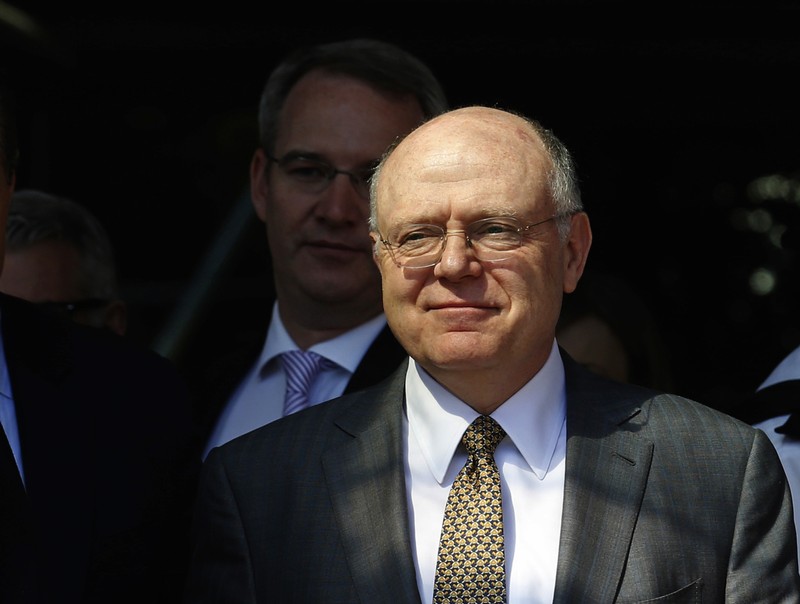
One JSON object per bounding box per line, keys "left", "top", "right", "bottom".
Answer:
{"left": 435, "top": 230, "right": 480, "bottom": 275}
{"left": 313, "top": 176, "right": 367, "bottom": 222}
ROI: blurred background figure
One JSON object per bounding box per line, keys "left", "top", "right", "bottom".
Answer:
{"left": 0, "top": 81, "right": 200, "bottom": 603}
{"left": 557, "top": 269, "right": 675, "bottom": 391}
{"left": 0, "top": 189, "right": 126, "bottom": 335}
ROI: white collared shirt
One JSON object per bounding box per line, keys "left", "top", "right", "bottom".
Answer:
{"left": 203, "top": 302, "right": 388, "bottom": 459}
{"left": 405, "top": 340, "right": 567, "bottom": 603}
{"left": 754, "top": 343, "right": 800, "bottom": 562}
{"left": 759, "top": 344, "right": 800, "bottom": 390}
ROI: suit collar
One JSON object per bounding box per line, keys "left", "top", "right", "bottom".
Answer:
{"left": 408, "top": 345, "right": 567, "bottom": 483}
{"left": 260, "top": 304, "right": 388, "bottom": 374}
{"left": 322, "top": 360, "right": 422, "bottom": 603}
{"left": 344, "top": 324, "right": 407, "bottom": 393}
{"left": 554, "top": 353, "right": 654, "bottom": 602}
{"left": 320, "top": 354, "right": 658, "bottom": 603}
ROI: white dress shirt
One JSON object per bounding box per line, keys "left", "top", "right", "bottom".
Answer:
{"left": 0, "top": 311, "right": 25, "bottom": 485}
{"left": 759, "top": 344, "right": 800, "bottom": 390}
{"left": 753, "top": 343, "right": 800, "bottom": 562}
{"left": 203, "top": 303, "right": 388, "bottom": 458}
{"left": 405, "top": 340, "right": 567, "bottom": 604}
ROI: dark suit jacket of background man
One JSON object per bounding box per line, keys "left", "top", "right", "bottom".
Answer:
{"left": 0, "top": 293, "right": 201, "bottom": 604}
{"left": 186, "top": 354, "right": 800, "bottom": 603}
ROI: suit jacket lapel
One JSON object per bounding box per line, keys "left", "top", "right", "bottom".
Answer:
{"left": 316, "top": 352, "right": 657, "bottom": 602}
{"left": 554, "top": 355, "right": 654, "bottom": 603}
{"left": 344, "top": 324, "right": 407, "bottom": 393}
{"left": 322, "top": 362, "right": 422, "bottom": 604}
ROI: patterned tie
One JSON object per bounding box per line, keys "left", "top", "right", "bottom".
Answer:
{"left": 434, "top": 415, "right": 507, "bottom": 604}
{"left": 279, "top": 350, "right": 330, "bottom": 416}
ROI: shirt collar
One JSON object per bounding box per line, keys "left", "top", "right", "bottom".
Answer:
{"left": 259, "top": 302, "right": 388, "bottom": 373}
{"left": 406, "top": 339, "right": 566, "bottom": 484}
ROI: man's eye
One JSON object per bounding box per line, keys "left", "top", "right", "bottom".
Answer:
{"left": 473, "top": 221, "right": 515, "bottom": 236}
{"left": 285, "top": 162, "right": 329, "bottom": 181}
{"left": 401, "top": 229, "right": 440, "bottom": 244}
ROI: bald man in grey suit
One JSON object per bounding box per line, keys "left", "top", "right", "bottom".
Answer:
{"left": 187, "top": 106, "right": 800, "bottom": 603}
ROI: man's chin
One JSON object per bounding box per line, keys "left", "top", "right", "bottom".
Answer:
{"left": 418, "top": 337, "right": 500, "bottom": 370}
{"left": 304, "top": 245, "right": 369, "bottom": 265}
{"left": 303, "top": 279, "right": 382, "bottom": 306}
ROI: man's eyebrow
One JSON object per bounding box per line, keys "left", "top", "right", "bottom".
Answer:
{"left": 276, "top": 150, "right": 324, "bottom": 161}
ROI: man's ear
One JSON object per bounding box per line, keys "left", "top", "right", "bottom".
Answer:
{"left": 250, "top": 148, "right": 269, "bottom": 222}
{"left": 369, "top": 232, "right": 382, "bottom": 268}
{"left": 563, "top": 212, "right": 592, "bottom": 294}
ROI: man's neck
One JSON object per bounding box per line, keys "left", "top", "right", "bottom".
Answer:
{"left": 276, "top": 299, "right": 383, "bottom": 350}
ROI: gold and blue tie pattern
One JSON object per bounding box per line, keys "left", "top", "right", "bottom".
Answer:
{"left": 434, "top": 415, "right": 507, "bottom": 603}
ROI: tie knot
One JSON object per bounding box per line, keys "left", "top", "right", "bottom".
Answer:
{"left": 281, "top": 350, "right": 325, "bottom": 371}
{"left": 463, "top": 415, "right": 506, "bottom": 457}
{"left": 281, "top": 349, "right": 328, "bottom": 375}
{"left": 279, "top": 350, "right": 334, "bottom": 416}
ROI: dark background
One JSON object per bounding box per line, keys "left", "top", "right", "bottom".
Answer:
{"left": 3, "top": 3, "right": 799, "bottom": 413}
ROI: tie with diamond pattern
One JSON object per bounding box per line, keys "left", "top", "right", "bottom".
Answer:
{"left": 434, "top": 414, "right": 507, "bottom": 603}
{"left": 279, "top": 350, "right": 329, "bottom": 416}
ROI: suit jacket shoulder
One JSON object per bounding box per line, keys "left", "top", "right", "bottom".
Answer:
{"left": 556, "top": 354, "right": 800, "bottom": 602}
{"left": 190, "top": 354, "right": 800, "bottom": 603}
{"left": 187, "top": 362, "right": 418, "bottom": 603}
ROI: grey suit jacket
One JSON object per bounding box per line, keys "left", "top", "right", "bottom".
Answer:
{"left": 186, "top": 354, "right": 800, "bottom": 603}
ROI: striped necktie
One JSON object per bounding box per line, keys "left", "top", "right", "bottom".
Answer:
{"left": 279, "top": 350, "right": 330, "bottom": 416}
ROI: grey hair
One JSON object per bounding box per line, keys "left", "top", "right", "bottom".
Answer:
{"left": 368, "top": 109, "right": 583, "bottom": 243}
{"left": 535, "top": 120, "right": 584, "bottom": 241}
{"left": 256, "top": 38, "right": 449, "bottom": 154}
{"left": 7, "top": 190, "right": 119, "bottom": 300}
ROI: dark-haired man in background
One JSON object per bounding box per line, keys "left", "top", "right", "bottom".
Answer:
{"left": 191, "top": 38, "right": 449, "bottom": 458}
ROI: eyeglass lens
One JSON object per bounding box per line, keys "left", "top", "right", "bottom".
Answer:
{"left": 269, "top": 154, "right": 374, "bottom": 199}
{"left": 382, "top": 216, "right": 557, "bottom": 268}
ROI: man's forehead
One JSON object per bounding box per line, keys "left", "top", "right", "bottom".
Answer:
{"left": 392, "top": 112, "right": 541, "bottom": 163}
{"left": 383, "top": 133, "right": 546, "bottom": 192}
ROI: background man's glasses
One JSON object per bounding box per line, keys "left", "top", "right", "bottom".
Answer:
{"left": 378, "top": 215, "right": 564, "bottom": 269}
{"left": 266, "top": 152, "right": 376, "bottom": 200}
